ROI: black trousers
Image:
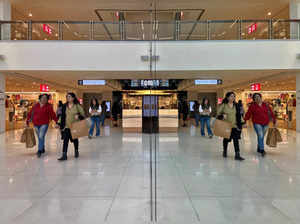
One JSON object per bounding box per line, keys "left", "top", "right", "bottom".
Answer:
{"left": 223, "top": 128, "right": 241, "bottom": 154}
{"left": 62, "top": 128, "right": 79, "bottom": 154}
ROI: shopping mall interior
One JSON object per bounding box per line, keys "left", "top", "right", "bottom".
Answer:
{"left": 1, "top": 0, "right": 300, "bottom": 223}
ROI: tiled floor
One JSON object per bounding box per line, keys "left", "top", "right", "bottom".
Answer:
{"left": 0, "top": 126, "right": 299, "bottom": 224}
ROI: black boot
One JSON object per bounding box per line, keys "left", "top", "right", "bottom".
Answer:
{"left": 261, "top": 150, "right": 266, "bottom": 157}
{"left": 223, "top": 149, "right": 227, "bottom": 158}
{"left": 75, "top": 149, "right": 79, "bottom": 158}
{"left": 58, "top": 153, "right": 67, "bottom": 161}
{"left": 235, "top": 153, "right": 245, "bottom": 161}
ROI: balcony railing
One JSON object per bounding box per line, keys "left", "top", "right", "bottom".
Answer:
{"left": 0, "top": 19, "right": 300, "bottom": 41}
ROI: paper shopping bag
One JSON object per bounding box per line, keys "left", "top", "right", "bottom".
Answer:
{"left": 212, "top": 119, "right": 232, "bottom": 139}
{"left": 70, "top": 118, "right": 92, "bottom": 139}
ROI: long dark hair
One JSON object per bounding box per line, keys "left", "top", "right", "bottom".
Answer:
{"left": 58, "top": 100, "right": 63, "bottom": 108}
{"left": 222, "top": 92, "right": 236, "bottom": 104}
{"left": 66, "top": 92, "right": 80, "bottom": 105}
{"left": 201, "top": 98, "right": 210, "bottom": 109}
{"left": 90, "top": 97, "right": 99, "bottom": 109}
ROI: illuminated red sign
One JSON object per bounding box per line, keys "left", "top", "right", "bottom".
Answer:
{"left": 251, "top": 83, "right": 261, "bottom": 91}
{"left": 218, "top": 98, "right": 223, "bottom": 104}
{"left": 40, "top": 84, "right": 49, "bottom": 92}
{"left": 248, "top": 23, "right": 257, "bottom": 34}
{"left": 43, "top": 24, "right": 52, "bottom": 35}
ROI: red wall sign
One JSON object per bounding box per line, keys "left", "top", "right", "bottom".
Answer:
{"left": 40, "top": 84, "right": 49, "bottom": 92}
{"left": 43, "top": 24, "right": 52, "bottom": 35}
{"left": 248, "top": 23, "right": 257, "bottom": 34}
{"left": 251, "top": 83, "right": 261, "bottom": 91}
{"left": 217, "top": 98, "right": 223, "bottom": 104}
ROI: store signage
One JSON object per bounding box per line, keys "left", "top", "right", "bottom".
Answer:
{"left": 248, "top": 23, "right": 257, "bottom": 34}
{"left": 251, "top": 83, "right": 261, "bottom": 91}
{"left": 78, "top": 80, "right": 106, "bottom": 85}
{"left": 217, "top": 98, "right": 223, "bottom": 104}
{"left": 43, "top": 24, "right": 52, "bottom": 35}
{"left": 40, "top": 84, "right": 50, "bottom": 92}
{"left": 130, "top": 80, "right": 169, "bottom": 88}
{"left": 195, "top": 79, "right": 222, "bottom": 85}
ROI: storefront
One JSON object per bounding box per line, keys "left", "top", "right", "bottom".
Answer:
{"left": 5, "top": 91, "right": 66, "bottom": 131}
{"left": 122, "top": 91, "right": 178, "bottom": 133}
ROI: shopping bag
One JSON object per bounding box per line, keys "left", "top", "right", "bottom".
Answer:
{"left": 266, "top": 128, "right": 277, "bottom": 147}
{"left": 212, "top": 119, "right": 232, "bottom": 139}
{"left": 23, "top": 127, "right": 36, "bottom": 148}
{"left": 274, "top": 128, "right": 282, "bottom": 143}
{"left": 70, "top": 118, "right": 92, "bottom": 139}
{"left": 20, "top": 129, "right": 27, "bottom": 143}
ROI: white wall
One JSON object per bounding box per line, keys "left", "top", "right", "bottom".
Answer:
{"left": 2, "top": 40, "right": 300, "bottom": 71}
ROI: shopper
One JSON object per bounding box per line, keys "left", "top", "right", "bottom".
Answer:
{"left": 26, "top": 94, "right": 58, "bottom": 158}
{"left": 181, "top": 100, "right": 189, "bottom": 127}
{"left": 89, "top": 97, "right": 101, "bottom": 139}
{"left": 238, "top": 100, "right": 245, "bottom": 117}
{"left": 199, "top": 98, "right": 213, "bottom": 138}
{"left": 193, "top": 101, "right": 200, "bottom": 127}
{"left": 244, "top": 93, "right": 276, "bottom": 156}
{"left": 56, "top": 101, "right": 63, "bottom": 120}
{"left": 100, "top": 101, "right": 107, "bottom": 127}
{"left": 58, "top": 93, "right": 85, "bottom": 161}
{"left": 217, "top": 92, "right": 245, "bottom": 161}
{"left": 112, "top": 101, "right": 119, "bottom": 127}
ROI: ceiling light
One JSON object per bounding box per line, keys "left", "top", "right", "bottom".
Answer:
{"left": 267, "top": 12, "right": 272, "bottom": 16}
{"left": 28, "top": 13, "right": 33, "bottom": 17}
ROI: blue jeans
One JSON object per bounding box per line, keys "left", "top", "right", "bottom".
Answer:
{"left": 195, "top": 113, "right": 200, "bottom": 126}
{"left": 34, "top": 124, "right": 49, "bottom": 152}
{"left": 89, "top": 116, "right": 101, "bottom": 136}
{"left": 253, "top": 123, "right": 268, "bottom": 151}
{"left": 100, "top": 114, "right": 106, "bottom": 126}
{"left": 200, "top": 116, "right": 213, "bottom": 136}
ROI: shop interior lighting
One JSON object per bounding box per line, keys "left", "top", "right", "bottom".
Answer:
{"left": 267, "top": 12, "right": 272, "bottom": 16}
{"left": 28, "top": 13, "right": 33, "bottom": 17}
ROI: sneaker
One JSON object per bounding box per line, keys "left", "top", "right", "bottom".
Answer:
{"left": 88, "top": 135, "right": 92, "bottom": 139}
{"left": 209, "top": 135, "right": 213, "bottom": 139}
{"left": 261, "top": 150, "right": 266, "bottom": 157}
{"left": 58, "top": 156, "right": 67, "bottom": 161}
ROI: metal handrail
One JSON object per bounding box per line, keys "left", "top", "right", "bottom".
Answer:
{"left": 1, "top": 19, "right": 299, "bottom": 41}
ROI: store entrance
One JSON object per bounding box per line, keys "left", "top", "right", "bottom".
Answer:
{"left": 122, "top": 91, "right": 178, "bottom": 133}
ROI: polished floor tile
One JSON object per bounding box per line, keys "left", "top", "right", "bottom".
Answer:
{"left": 0, "top": 126, "right": 299, "bottom": 223}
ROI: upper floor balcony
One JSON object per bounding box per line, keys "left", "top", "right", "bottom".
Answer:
{"left": 1, "top": 19, "right": 300, "bottom": 41}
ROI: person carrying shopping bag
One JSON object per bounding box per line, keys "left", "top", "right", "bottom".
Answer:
{"left": 244, "top": 93, "right": 276, "bottom": 156}
{"left": 58, "top": 93, "right": 85, "bottom": 161}
{"left": 199, "top": 98, "right": 213, "bottom": 138}
{"left": 26, "top": 94, "right": 58, "bottom": 158}
{"left": 217, "top": 92, "right": 246, "bottom": 161}
{"left": 88, "top": 97, "right": 102, "bottom": 139}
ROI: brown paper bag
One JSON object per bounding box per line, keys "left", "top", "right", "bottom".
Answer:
{"left": 266, "top": 128, "right": 277, "bottom": 147}
{"left": 20, "top": 129, "right": 27, "bottom": 143}
{"left": 212, "top": 119, "right": 232, "bottom": 139}
{"left": 70, "top": 118, "right": 92, "bottom": 139}
{"left": 21, "top": 128, "right": 36, "bottom": 148}
{"left": 274, "top": 128, "right": 282, "bottom": 143}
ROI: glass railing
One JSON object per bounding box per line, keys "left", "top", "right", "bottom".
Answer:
{"left": 1, "top": 19, "right": 300, "bottom": 41}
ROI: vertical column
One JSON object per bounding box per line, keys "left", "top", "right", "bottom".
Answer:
{"left": 296, "top": 75, "right": 300, "bottom": 132}
{"left": 0, "top": 0, "right": 11, "bottom": 40}
{"left": 0, "top": 73, "right": 5, "bottom": 133}
{"left": 290, "top": 0, "right": 300, "bottom": 39}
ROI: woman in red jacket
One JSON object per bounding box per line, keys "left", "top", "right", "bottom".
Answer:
{"left": 244, "top": 93, "right": 276, "bottom": 156}
{"left": 26, "top": 94, "right": 58, "bottom": 158}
